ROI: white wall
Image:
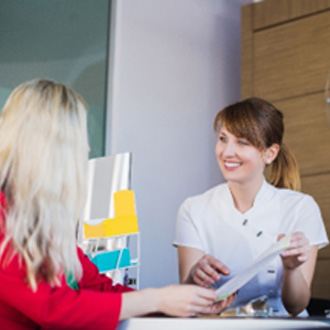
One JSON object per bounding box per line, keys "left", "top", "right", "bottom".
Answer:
{"left": 107, "top": 0, "right": 243, "bottom": 288}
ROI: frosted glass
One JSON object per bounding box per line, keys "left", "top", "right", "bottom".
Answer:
{"left": 0, "top": 0, "right": 110, "bottom": 157}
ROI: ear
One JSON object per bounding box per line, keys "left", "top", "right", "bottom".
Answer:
{"left": 263, "top": 144, "right": 280, "bottom": 165}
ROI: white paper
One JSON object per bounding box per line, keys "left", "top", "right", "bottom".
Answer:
{"left": 215, "top": 236, "right": 291, "bottom": 301}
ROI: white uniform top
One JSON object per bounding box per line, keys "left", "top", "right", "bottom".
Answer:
{"left": 174, "top": 180, "right": 329, "bottom": 316}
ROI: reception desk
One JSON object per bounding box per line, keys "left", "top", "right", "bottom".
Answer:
{"left": 119, "top": 317, "right": 330, "bottom": 329}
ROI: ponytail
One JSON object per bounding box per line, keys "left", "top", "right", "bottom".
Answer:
{"left": 266, "top": 144, "right": 301, "bottom": 191}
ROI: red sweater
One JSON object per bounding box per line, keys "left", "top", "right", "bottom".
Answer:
{"left": 0, "top": 192, "right": 132, "bottom": 329}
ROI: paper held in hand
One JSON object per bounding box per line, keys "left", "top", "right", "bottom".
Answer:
{"left": 215, "top": 236, "right": 291, "bottom": 301}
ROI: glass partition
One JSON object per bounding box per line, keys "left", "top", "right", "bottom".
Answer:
{"left": 0, "top": 0, "right": 110, "bottom": 157}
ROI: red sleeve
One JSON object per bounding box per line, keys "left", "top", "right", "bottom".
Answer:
{"left": 78, "top": 248, "right": 134, "bottom": 293}
{"left": 0, "top": 253, "right": 126, "bottom": 329}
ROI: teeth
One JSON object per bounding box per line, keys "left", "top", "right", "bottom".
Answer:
{"left": 224, "top": 162, "right": 240, "bottom": 168}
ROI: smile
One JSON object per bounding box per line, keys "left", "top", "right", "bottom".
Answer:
{"left": 223, "top": 161, "right": 241, "bottom": 169}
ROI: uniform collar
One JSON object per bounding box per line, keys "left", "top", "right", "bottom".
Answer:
{"left": 224, "top": 180, "right": 276, "bottom": 215}
{"left": 254, "top": 180, "right": 276, "bottom": 206}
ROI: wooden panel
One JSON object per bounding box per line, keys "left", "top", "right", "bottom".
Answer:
{"left": 274, "top": 93, "right": 330, "bottom": 176}
{"left": 241, "top": 5, "right": 254, "bottom": 98}
{"left": 241, "top": 0, "right": 330, "bottom": 302}
{"left": 312, "top": 258, "right": 330, "bottom": 299}
{"left": 290, "top": 0, "right": 330, "bottom": 19}
{"left": 253, "top": 0, "right": 290, "bottom": 30}
{"left": 253, "top": 0, "right": 330, "bottom": 30}
{"left": 302, "top": 174, "right": 330, "bottom": 259}
{"left": 254, "top": 11, "right": 330, "bottom": 101}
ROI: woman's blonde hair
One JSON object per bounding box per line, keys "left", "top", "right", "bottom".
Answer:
{"left": 0, "top": 79, "right": 89, "bottom": 290}
{"left": 214, "top": 97, "right": 301, "bottom": 191}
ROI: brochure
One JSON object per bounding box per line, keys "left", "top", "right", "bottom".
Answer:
{"left": 216, "top": 236, "right": 291, "bottom": 301}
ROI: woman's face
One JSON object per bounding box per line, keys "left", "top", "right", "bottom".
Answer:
{"left": 215, "top": 126, "right": 267, "bottom": 186}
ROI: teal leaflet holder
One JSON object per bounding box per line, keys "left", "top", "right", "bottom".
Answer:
{"left": 90, "top": 248, "right": 131, "bottom": 273}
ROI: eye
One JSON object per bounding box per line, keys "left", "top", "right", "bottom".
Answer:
{"left": 237, "top": 139, "right": 250, "bottom": 146}
{"left": 218, "top": 135, "right": 227, "bottom": 143}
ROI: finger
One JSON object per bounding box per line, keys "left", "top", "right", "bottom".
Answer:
{"left": 207, "top": 302, "right": 227, "bottom": 314}
{"left": 281, "top": 247, "right": 309, "bottom": 258}
{"left": 297, "top": 254, "right": 308, "bottom": 263}
{"left": 285, "top": 242, "right": 308, "bottom": 252}
{"left": 196, "top": 287, "right": 217, "bottom": 301}
{"left": 214, "top": 300, "right": 229, "bottom": 311}
{"left": 195, "top": 269, "right": 215, "bottom": 287}
{"left": 202, "top": 263, "right": 223, "bottom": 282}
{"left": 195, "top": 300, "right": 230, "bottom": 315}
{"left": 290, "top": 232, "right": 309, "bottom": 247}
{"left": 292, "top": 231, "right": 305, "bottom": 239}
{"left": 194, "top": 295, "right": 217, "bottom": 307}
{"left": 287, "top": 243, "right": 310, "bottom": 254}
{"left": 277, "top": 233, "right": 285, "bottom": 241}
{"left": 193, "top": 305, "right": 214, "bottom": 315}
{"left": 209, "top": 296, "right": 235, "bottom": 314}
{"left": 290, "top": 234, "right": 308, "bottom": 244}
{"left": 187, "top": 298, "right": 216, "bottom": 315}
{"left": 180, "top": 301, "right": 209, "bottom": 317}
{"left": 226, "top": 293, "right": 236, "bottom": 305}
{"left": 207, "top": 256, "right": 230, "bottom": 275}
{"left": 285, "top": 237, "right": 310, "bottom": 251}
{"left": 181, "top": 307, "right": 197, "bottom": 318}
{"left": 193, "top": 276, "right": 209, "bottom": 288}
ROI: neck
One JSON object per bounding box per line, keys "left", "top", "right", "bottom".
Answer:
{"left": 228, "top": 177, "right": 264, "bottom": 213}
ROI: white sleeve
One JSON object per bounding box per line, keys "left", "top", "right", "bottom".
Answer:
{"left": 173, "top": 199, "right": 204, "bottom": 252}
{"left": 293, "top": 195, "right": 329, "bottom": 249}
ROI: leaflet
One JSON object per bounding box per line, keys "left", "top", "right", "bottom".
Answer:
{"left": 215, "top": 236, "right": 291, "bottom": 301}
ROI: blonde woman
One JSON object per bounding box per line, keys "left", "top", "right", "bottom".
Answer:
{"left": 174, "top": 98, "right": 329, "bottom": 316}
{"left": 0, "top": 80, "right": 232, "bottom": 330}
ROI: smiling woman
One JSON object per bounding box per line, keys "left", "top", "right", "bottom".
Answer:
{"left": 173, "top": 97, "right": 329, "bottom": 317}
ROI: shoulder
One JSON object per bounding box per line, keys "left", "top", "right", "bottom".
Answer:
{"left": 185, "top": 183, "right": 226, "bottom": 204}
{"left": 272, "top": 185, "right": 318, "bottom": 211}
{"left": 178, "top": 183, "right": 226, "bottom": 217}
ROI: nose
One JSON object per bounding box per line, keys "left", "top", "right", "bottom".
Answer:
{"left": 222, "top": 141, "right": 236, "bottom": 157}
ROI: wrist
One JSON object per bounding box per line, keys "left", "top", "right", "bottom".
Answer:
{"left": 283, "top": 264, "right": 295, "bottom": 272}
{"left": 143, "top": 288, "right": 161, "bottom": 314}
{"left": 283, "top": 266, "right": 301, "bottom": 281}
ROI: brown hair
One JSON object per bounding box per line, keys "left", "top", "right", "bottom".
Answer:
{"left": 213, "top": 97, "right": 301, "bottom": 191}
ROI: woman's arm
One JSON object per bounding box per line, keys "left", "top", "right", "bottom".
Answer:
{"left": 120, "top": 284, "right": 226, "bottom": 319}
{"left": 178, "top": 246, "right": 204, "bottom": 283}
{"left": 280, "top": 232, "right": 317, "bottom": 316}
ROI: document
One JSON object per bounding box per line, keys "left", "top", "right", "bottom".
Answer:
{"left": 216, "top": 236, "right": 291, "bottom": 301}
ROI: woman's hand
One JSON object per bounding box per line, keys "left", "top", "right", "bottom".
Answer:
{"left": 188, "top": 255, "right": 230, "bottom": 287}
{"left": 207, "top": 293, "right": 236, "bottom": 315}
{"left": 278, "top": 232, "right": 316, "bottom": 316}
{"left": 157, "top": 285, "right": 232, "bottom": 317}
{"left": 279, "top": 232, "right": 311, "bottom": 270}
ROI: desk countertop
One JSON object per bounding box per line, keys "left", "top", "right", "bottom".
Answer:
{"left": 119, "top": 317, "right": 330, "bottom": 330}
